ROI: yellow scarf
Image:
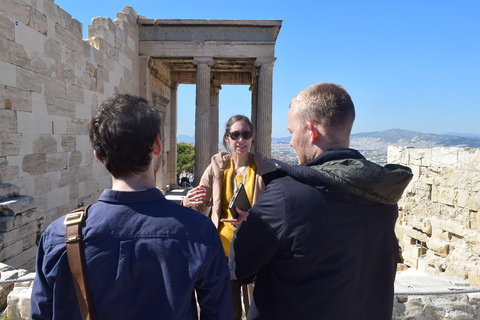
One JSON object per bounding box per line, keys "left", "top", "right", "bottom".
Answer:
{"left": 219, "top": 154, "right": 256, "bottom": 256}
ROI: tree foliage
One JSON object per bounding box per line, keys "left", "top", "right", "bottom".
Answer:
{"left": 177, "top": 142, "right": 195, "bottom": 175}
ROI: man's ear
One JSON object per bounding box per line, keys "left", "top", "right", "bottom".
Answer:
{"left": 153, "top": 134, "right": 162, "bottom": 156}
{"left": 306, "top": 121, "right": 320, "bottom": 142}
{"left": 94, "top": 150, "right": 103, "bottom": 164}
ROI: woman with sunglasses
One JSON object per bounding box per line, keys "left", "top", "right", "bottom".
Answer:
{"left": 182, "top": 114, "right": 276, "bottom": 320}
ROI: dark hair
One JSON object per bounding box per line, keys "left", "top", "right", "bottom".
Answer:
{"left": 222, "top": 115, "right": 254, "bottom": 150}
{"left": 89, "top": 94, "right": 161, "bottom": 178}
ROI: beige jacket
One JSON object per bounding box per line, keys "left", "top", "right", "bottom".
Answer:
{"left": 188, "top": 152, "right": 277, "bottom": 229}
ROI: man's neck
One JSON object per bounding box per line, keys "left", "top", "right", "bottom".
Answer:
{"left": 111, "top": 171, "right": 156, "bottom": 191}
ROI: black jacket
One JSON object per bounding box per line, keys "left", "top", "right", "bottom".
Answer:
{"left": 229, "top": 148, "right": 413, "bottom": 320}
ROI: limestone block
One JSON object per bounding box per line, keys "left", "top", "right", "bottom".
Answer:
{"left": 54, "top": 22, "right": 75, "bottom": 50}
{"left": 45, "top": 75, "right": 67, "bottom": 100}
{"left": 46, "top": 153, "right": 67, "bottom": 172}
{"left": 22, "top": 153, "right": 46, "bottom": 175}
{"left": 431, "top": 185, "right": 456, "bottom": 206}
{"left": 119, "top": 51, "right": 132, "bottom": 71}
{"left": 127, "top": 34, "right": 136, "bottom": 52}
{"left": 4, "top": 238, "right": 37, "bottom": 267}
{"left": 55, "top": 61, "right": 75, "bottom": 87}
{"left": 0, "top": 269, "right": 18, "bottom": 311}
{"left": 0, "top": 60, "right": 17, "bottom": 87}
{"left": 16, "top": 67, "right": 43, "bottom": 93}
{"left": 1, "top": 0, "right": 30, "bottom": 25}
{"left": 467, "top": 191, "right": 480, "bottom": 212}
{"left": 0, "top": 183, "right": 20, "bottom": 200}
{"left": 46, "top": 96, "right": 75, "bottom": 118}
{"left": 410, "top": 149, "right": 432, "bottom": 166}
{"left": 5, "top": 284, "right": 32, "bottom": 319}
{"left": 64, "top": 84, "right": 84, "bottom": 104}
{"left": 431, "top": 148, "right": 459, "bottom": 168}
{"left": 76, "top": 166, "right": 92, "bottom": 184}
{"left": 426, "top": 238, "right": 449, "bottom": 258}
{"left": 30, "top": 51, "right": 54, "bottom": 76}
{"left": 60, "top": 135, "right": 76, "bottom": 152}
{"left": 50, "top": 116, "right": 67, "bottom": 135}
{"left": 464, "top": 230, "right": 480, "bottom": 256}
{"left": 31, "top": 92, "right": 48, "bottom": 115}
{"left": 15, "top": 20, "right": 45, "bottom": 54}
{"left": 58, "top": 169, "right": 76, "bottom": 188}
{"left": 32, "top": 135, "right": 57, "bottom": 154}
{"left": 0, "top": 13, "right": 15, "bottom": 41}
{"left": 46, "top": 186, "right": 69, "bottom": 210}
{"left": 0, "top": 86, "right": 32, "bottom": 112}
{"left": 0, "top": 219, "right": 37, "bottom": 249}
{"left": 30, "top": 8, "right": 48, "bottom": 35}
{"left": 1, "top": 133, "right": 21, "bottom": 156}
{"left": 439, "top": 219, "right": 464, "bottom": 237}
{"left": 0, "top": 195, "right": 36, "bottom": 217}
{"left": 8, "top": 41, "right": 31, "bottom": 71}
{"left": 76, "top": 134, "right": 91, "bottom": 152}
{"left": 68, "top": 151, "right": 82, "bottom": 169}
{"left": 44, "top": 38, "right": 61, "bottom": 61}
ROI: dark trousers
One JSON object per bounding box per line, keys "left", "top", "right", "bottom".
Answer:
{"left": 231, "top": 280, "right": 251, "bottom": 320}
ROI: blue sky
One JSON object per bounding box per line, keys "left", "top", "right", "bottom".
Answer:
{"left": 56, "top": 0, "right": 480, "bottom": 138}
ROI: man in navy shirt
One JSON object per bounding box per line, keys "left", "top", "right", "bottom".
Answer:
{"left": 31, "top": 94, "right": 232, "bottom": 319}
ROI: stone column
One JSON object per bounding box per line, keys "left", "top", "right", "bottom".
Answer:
{"left": 167, "top": 83, "right": 179, "bottom": 188}
{"left": 138, "top": 56, "right": 150, "bottom": 100}
{"left": 210, "top": 80, "right": 221, "bottom": 157}
{"left": 193, "top": 57, "right": 214, "bottom": 186}
{"left": 249, "top": 74, "right": 258, "bottom": 153}
{"left": 254, "top": 57, "right": 276, "bottom": 158}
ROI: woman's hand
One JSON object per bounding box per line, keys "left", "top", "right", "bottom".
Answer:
{"left": 183, "top": 185, "right": 207, "bottom": 207}
{"left": 220, "top": 207, "right": 247, "bottom": 228}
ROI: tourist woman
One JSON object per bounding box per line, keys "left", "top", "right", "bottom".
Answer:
{"left": 182, "top": 114, "right": 276, "bottom": 320}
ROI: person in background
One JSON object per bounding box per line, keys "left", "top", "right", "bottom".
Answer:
{"left": 31, "top": 94, "right": 232, "bottom": 320}
{"left": 229, "top": 83, "right": 413, "bottom": 320}
{"left": 182, "top": 114, "right": 276, "bottom": 320}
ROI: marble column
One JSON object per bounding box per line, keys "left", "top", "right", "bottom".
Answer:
{"left": 193, "top": 57, "right": 214, "bottom": 186}
{"left": 210, "top": 80, "right": 221, "bottom": 157}
{"left": 138, "top": 56, "right": 151, "bottom": 100}
{"left": 249, "top": 75, "right": 258, "bottom": 153}
{"left": 254, "top": 57, "right": 276, "bottom": 158}
{"left": 167, "top": 83, "right": 179, "bottom": 188}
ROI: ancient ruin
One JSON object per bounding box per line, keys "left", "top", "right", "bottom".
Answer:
{"left": 0, "top": 1, "right": 280, "bottom": 272}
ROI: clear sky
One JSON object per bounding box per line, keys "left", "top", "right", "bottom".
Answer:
{"left": 56, "top": 0, "right": 480, "bottom": 138}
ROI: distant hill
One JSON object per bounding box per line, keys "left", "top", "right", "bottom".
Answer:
{"left": 177, "top": 135, "right": 195, "bottom": 144}
{"left": 271, "top": 129, "right": 480, "bottom": 165}
{"left": 350, "top": 129, "right": 480, "bottom": 148}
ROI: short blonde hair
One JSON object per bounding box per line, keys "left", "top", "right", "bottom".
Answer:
{"left": 290, "top": 82, "right": 355, "bottom": 145}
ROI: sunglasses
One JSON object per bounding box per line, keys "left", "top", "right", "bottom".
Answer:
{"left": 227, "top": 131, "right": 253, "bottom": 140}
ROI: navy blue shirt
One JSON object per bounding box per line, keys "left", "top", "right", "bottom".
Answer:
{"left": 31, "top": 188, "right": 232, "bottom": 320}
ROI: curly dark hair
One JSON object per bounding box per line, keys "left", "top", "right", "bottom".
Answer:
{"left": 89, "top": 94, "right": 161, "bottom": 178}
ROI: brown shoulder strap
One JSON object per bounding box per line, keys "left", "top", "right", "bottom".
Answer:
{"left": 64, "top": 205, "right": 95, "bottom": 320}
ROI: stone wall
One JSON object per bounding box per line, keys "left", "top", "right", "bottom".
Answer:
{"left": 0, "top": 1, "right": 172, "bottom": 270}
{"left": 390, "top": 146, "right": 480, "bottom": 286}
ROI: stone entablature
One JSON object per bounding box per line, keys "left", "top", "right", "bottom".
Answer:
{"left": 390, "top": 146, "right": 480, "bottom": 286}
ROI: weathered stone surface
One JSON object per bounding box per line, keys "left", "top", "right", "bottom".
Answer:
{"left": 46, "top": 152, "right": 67, "bottom": 172}
{"left": 68, "top": 151, "right": 82, "bottom": 169}
{"left": 0, "top": 196, "right": 36, "bottom": 218}
{"left": 0, "top": 86, "right": 32, "bottom": 112}
{"left": 29, "top": 8, "right": 48, "bottom": 35}
{"left": 22, "top": 153, "right": 46, "bottom": 175}
{"left": 44, "top": 38, "right": 61, "bottom": 61}
{"left": 0, "top": 13, "right": 15, "bottom": 41}
{"left": 5, "top": 281, "right": 33, "bottom": 319}
{"left": 1, "top": 0, "right": 30, "bottom": 25}
{"left": 61, "top": 134, "right": 76, "bottom": 151}
{"left": 0, "top": 133, "right": 22, "bottom": 156}
{"left": 16, "top": 68, "right": 44, "bottom": 93}
{"left": 33, "top": 135, "right": 57, "bottom": 154}
{"left": 0, "top": 60, "right": 17, "bottom": 87}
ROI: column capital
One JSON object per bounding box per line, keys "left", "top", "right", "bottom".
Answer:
{"left": 193, "top": 57, "right": 215, "bottom": 67}
{"left": 254, "top": 57, "right": 276, "bottom": 68}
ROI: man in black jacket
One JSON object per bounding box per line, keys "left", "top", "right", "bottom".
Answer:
{"left": 229, "top": 83, "right": 413, "bottom": 319}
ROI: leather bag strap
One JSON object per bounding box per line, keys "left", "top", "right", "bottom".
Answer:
{"left": 64, "top": 205, "right": 95, "bottom": 320}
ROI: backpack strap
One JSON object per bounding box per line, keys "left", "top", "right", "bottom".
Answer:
{"left": 64, "top": 205, "right": 95, "bottom": 320}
